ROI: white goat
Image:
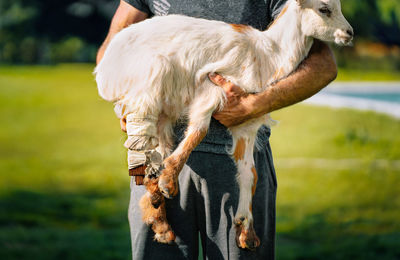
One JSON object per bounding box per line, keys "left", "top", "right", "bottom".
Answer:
{"left": 95, "top": 0, "right": 353, "bottom": 250}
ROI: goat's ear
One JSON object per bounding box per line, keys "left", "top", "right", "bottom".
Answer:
{"left": 295, "top": 0, "right": 310, "bottom": 8}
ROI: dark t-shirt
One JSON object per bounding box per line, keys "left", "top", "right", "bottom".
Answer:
{"left": 124, "top": 0, "right": 286, "bottom": 30}
{"left": 122, "top": 0, "right": 287, "bottom": 154}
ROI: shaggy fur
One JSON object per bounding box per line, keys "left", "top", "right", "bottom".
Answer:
{"left": 95, "top": 0, "right": 352, "bottom": 250}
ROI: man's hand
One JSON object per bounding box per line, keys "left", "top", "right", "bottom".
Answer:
{"left": 209, "top": 74, "right": 256, "bottom": 127}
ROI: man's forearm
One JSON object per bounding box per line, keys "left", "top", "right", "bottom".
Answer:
{"left": 249, "top": 40, "right": 337, "bottom": 118}
{"left": 96, "top": 0, "right": 148, "bottom": 64}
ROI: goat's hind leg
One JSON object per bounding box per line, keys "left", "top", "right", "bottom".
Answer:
{"left": 230, "top": 129, "right": 260, "bottom": 250}
{"left": 140, "top": 176, "right": 175, "bottom": 243}
{"left": 158, "top": 84, "right": 226, "bottom": 198}
{"left": 124, "top": 104, "right": 175, "bottom": 242}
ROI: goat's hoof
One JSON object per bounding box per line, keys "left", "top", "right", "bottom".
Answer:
{"left": 154, "top": 229, "right": 176, "bottom": 244}
{"left": 158, "top": 172, "right": 179, "bottom": 199}
{"left": 234, "top": 216, "right": 246, "bottom": 226}
{"left": 235, "top": 217, "right": 260, "bottom": 250}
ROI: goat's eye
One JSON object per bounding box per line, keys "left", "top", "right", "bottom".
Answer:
{"left": 319, "top": 7, "right": 332, "bottom": 17}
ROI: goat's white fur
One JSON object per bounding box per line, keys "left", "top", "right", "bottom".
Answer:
{"left": 95, "top": 0, "right": 352, "bottom": 246}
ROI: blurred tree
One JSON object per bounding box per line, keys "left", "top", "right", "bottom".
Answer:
{"left": 0, "top": 0, "right": 117, "bottom": 63}
{"left": 0, "top": 0, "right": 399, "bottom": 63}
{"left": 340, "top": 0, "right": 400, "bottom": 45}
{"left": 376, "top": 0, "right": 400, "bottom": 45}
{"left": 377, "top": 0, "right": 400, "bottom": 27}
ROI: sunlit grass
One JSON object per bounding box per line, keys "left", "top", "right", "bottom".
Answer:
{"left": 269, "top": 103, "right": 400, "bottom": 259}
{"left": 0, "top": 64, "right": 132, "bottom": 259}
{"left": 337, "top": 68, "right": 400, "bottom": 81}
{"left": 0, "top": 64, "right": 399, "bottom": 259}
{"left": 271, "top": 105, "right": 400, "bottom": 160}
{"left": 0, "top": 64, "right": 128, "bottom": 194}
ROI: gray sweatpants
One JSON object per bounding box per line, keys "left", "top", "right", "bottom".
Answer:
{"left": 128, "top": 143, "right": 277, "bottom": 260}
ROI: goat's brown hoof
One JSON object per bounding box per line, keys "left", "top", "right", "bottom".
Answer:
{"left": 235, "top": 218, "right": 260, "bottom": 250}
{"left": 154, "top": 229, "right": 176, "bottom": 244}
{"left": 158, "top": 172, "right": 179, "bottom": 199}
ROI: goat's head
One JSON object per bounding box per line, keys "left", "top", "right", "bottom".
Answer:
{"left": 296, "top": 0, "right": 353, "bottom": 45}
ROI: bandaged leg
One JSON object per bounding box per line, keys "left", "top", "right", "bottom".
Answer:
{"left": 124, "top": 113, "right": 176, "bottom": 243}
{"left": 125, "top": 113, "right": 160, "bottom": 184}
{"left": 124, "top": 114, "right": 159, "bottom": 151}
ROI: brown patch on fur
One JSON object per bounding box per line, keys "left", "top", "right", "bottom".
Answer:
{"left": 231, "top": 24, "right": 250, "bottom": 33}
{"left": 159, "top": 129, "right": 208, "bottom": 198}
{"left": 120, "top": 116, "right": 127, "bottom": 132}
{"left": 241, "top": 65, "right": 246, "bottom": 72}
{"left": 251, "top": 167, "right": 258, "bottom": 196}
{"left": 144, "top": 177, "right": 160, "bottom": 195}
{"left": 268, "top": 5, "right": 288, "bottom": 28}
{"left": 140, "top": 177, "right": 176, "bottom": 243}
{"left": 182, "top": 129, "right": 208, "bottom": 155}
{"left": 236, "top": 220, "right": 261, "bottom": 250}
{"left": 158, "top": 159, "right": 180, "bottom": 198}
{"left": 272, "top": 67, "right": 284, "bottom": 81}
{"left": 249, "top": 167, "right": 258, "bottom": 213}
{"left": 233, "top": 138, "right": 246, "bottom": 161}
{"left": 121, "top": 104, "right": 126, "bottom": 115}
{"left": 237, "top": 227, "right": 249, "bottom": 249}
{"left": 143, "top": 177, "right": 164, "bottom": 208}
{"left": 166, "top": 129, "right": 207, "bottom": 175}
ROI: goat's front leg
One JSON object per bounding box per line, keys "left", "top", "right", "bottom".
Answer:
{"left": 159, "top": 83, "right": 226, "bottom": 198}
{"left": 158, "top": 124, "right": 207, "bottom": 198}
{"left": 231, "top": 132, "right": 260, "bottom": 250}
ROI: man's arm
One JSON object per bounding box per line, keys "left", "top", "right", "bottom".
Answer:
{"left": 96, "top": 0, "right": 148, "bottom": 64}
{"left": 211, "top": 40, "right": 337, "bottom": 127}
{"left": 97, "top": 1, "right": 148, "bottom": 131}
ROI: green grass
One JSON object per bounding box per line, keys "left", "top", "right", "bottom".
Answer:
{"left": 0, "top": 64, "right": 132, "bottom": 259}
{"left": 0, "top": 64, "right": 399, "bottom": 259}
{"left": 271, "top": 104, "right": 400, "bottom": 259}
{"left": 336, "top": 68, "right": 400, "bottom": 81}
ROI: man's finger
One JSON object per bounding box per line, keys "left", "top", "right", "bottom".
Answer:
{"left": 208, "top": 73, "right": 228, "bottom": 86}
{"left": 209, "top": 73, "right": 246, "bottom": 95}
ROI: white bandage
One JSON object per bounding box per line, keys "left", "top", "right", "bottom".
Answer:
{"left": 127, "top": 150, "right": 147, "bottom": 169}
{"left": 127, "top": 148, "right": 163, "bottom": 177}
{"left": 124, "top": 113, "right": 159, "bottom": 150}
{"left": 124, "top": 113, "right": 162, "bottom": 174}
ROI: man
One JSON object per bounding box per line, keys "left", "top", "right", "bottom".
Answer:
{"left": 96, "top": 0, "right": 337, "bottom": 259}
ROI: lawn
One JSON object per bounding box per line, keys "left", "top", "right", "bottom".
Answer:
{"left": 336, "top": 68, "right": 400, "bottom": 82}
{"left": 0, "top": 64, "right": 399, "bottom": 260}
